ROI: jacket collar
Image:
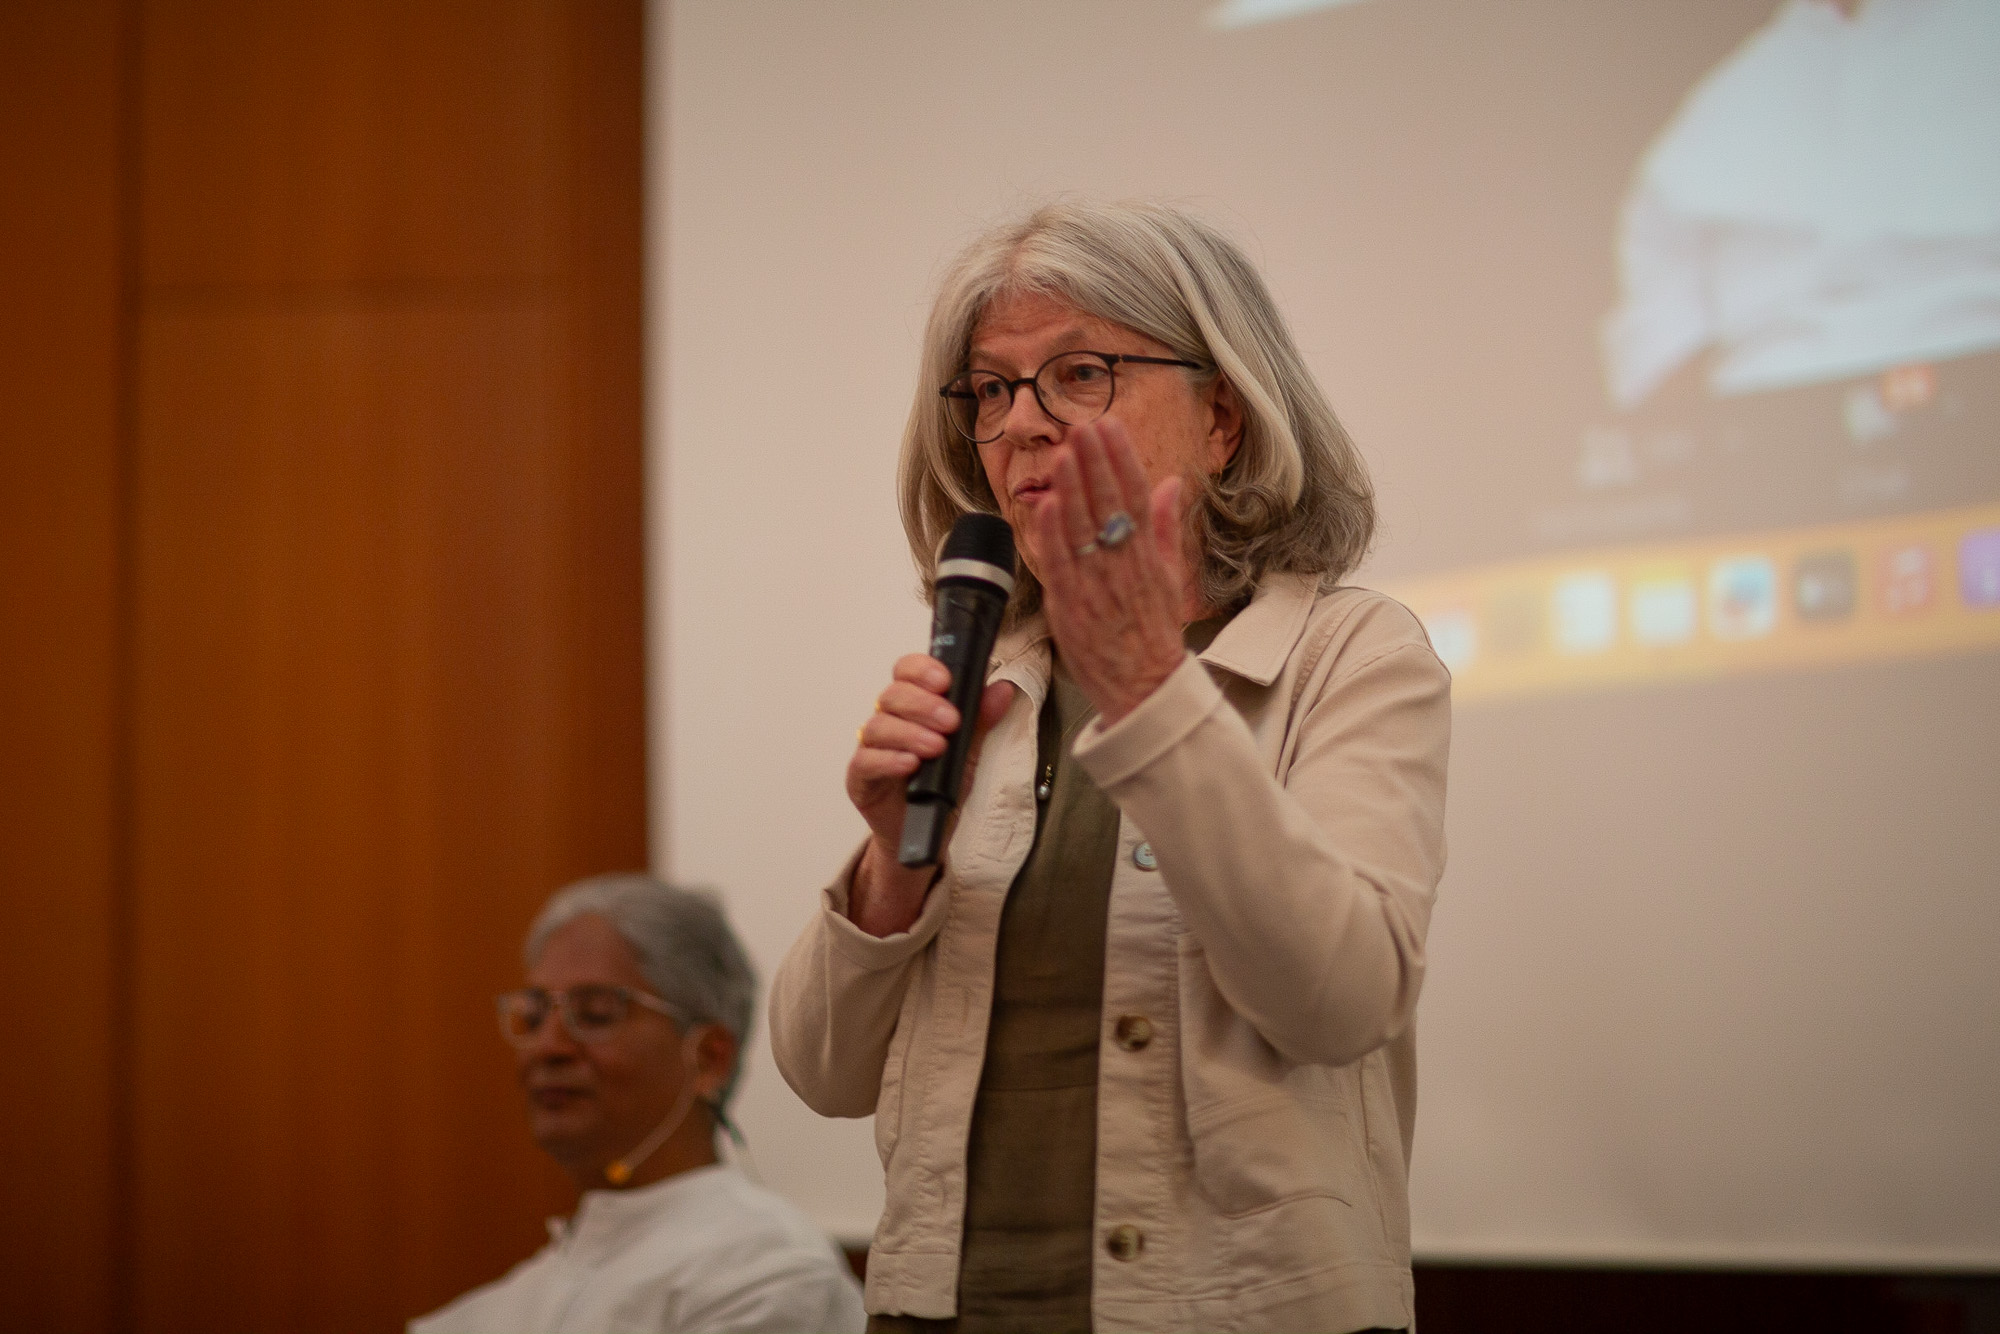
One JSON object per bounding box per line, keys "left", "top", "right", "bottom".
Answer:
{"left": 1196, "top": 571, "right": 1320, "bottom": 687}
{"left": 987, "top": 620, "right": 1053, "bottom": 707}
{"left": 984, "top": 570, "right": 1319, "bottom": 694}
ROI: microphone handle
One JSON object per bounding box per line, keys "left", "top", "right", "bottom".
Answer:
{"left": 899, "top": 581, "right": 1007, "bottom": 866}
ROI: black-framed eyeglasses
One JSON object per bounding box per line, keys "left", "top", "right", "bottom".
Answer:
{"left": 495, "top": 984, "right": 688, "bottom": 1048}
{"left": 938, "top": 350, "right": 1207, "bottom": 445}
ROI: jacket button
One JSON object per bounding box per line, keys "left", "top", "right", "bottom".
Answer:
{"left": 1113, "top": 1015, "right": 1153, "bottom": 1051}
{"left": 1131, "top": 841, "right": 1157, "bottom": 870}
{"left": 1105, "top": 1224, "right": 1144, "bottom": 1261}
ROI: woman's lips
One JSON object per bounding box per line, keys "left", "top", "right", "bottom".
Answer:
{"left": 530, "top": 1086, "right": 590, "bottom": 1110}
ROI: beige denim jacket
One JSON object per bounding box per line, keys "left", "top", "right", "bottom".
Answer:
{"left": 770, "top": 575, "right": 1450, "bottom": 1333}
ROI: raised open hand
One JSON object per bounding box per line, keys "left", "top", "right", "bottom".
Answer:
{"left": 1026, "top": 417, "right": 1198, "bottom": 725}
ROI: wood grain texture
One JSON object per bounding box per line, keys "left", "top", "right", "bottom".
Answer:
{"left": 126, "top": 2, "right": 648, "bottom": 1326}
{"left": 130, "top": 302, "right": 583, "bottom": 1328}
{"left": 139, "top": 0, "right": 567, "bottom": 290}
{"left": 555, "top": 0, "right": 648, "bottom": 874}
{"left": 0, "top": 4, "right": 124, "bottom": 1331}
{"left": 0, "top": 2, "right": 645, "bottom": 1330}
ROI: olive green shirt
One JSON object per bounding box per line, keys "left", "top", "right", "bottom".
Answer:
{"left": 873, "top": 620, "right": 1233, "bottom": 1334}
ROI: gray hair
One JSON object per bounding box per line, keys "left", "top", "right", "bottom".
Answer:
{"left": 900, "top": 198, "right": 1376, "bottom": 621}
{"left": 525, "top": 873, "right": 758, "bottom": 1110}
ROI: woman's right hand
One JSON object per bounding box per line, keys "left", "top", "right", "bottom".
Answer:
{"left": 845, "top": 653, "right": 1012, "bottom": 938}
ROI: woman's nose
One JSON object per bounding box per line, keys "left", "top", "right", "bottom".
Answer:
{"left": 523, "top": 1010, "right": 583, "bottom": 1060}
{"left": 1000, "top": 381, "right": 1062, "bottom": 444}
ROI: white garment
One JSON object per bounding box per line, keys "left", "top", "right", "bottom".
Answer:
{"left": 408, "top": 1165, "right": 866, "bottom": 1334}
{"left": 1602, "top": 0, "right": 2000, "bottom": 407}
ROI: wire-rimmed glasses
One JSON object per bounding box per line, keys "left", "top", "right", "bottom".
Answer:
{"left": 938, "top": 349, "right": 1206, "bottom": 445}
{"left": 496, "top": 984, "right": 687, "bottom": 1047}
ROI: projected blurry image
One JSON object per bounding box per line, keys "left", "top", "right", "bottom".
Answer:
{"left": 1580, "top": 0, "right": 2000, "bottom": 550}
{"left": 1602, "top": 0, "right": 2000, "bottom": 409}
{"left": 1880, "top": 542, "right": 1936, "bottom": 616}
{"left": 1962, "top": 528, "right": 2000, "bottom": 607}
{"left": 1554, "top": 572, "right": 1619, "bottom": 655}
{"left": 1424, "top": 608, "right": 1479, "bottom": 673}
{"left": 1390, "top": 502, "right": 2000, "bottom": 700}
{"left": 1628, "top": 568, "right": 1699, "bottom": 647}
{"left": 1483, "top": 588, "right": 1544, "bottom": 658}
{"left": 1388, "top": 0, "right": 2000, "bottom": 700}
{"left": 1792, "top": 549, "right": 1858, "bottom": 622}
{"left": 1708, "top": 556, "right": 1779, "bottom": 641}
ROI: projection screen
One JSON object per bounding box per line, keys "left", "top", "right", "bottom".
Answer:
{"left": 651, "top": 0, "right": 2000, "bottom": 1266}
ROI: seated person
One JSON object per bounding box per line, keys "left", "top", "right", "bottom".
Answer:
{"left": 412, "top": 873, "right": 867, "bottom": 1334}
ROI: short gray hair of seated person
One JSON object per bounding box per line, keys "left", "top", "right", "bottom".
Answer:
{"left": 900, "top": 198, "right": 1377, "bottom": 625}
{"left": 524, "top": 872, "right": 758, "bottom": 1113}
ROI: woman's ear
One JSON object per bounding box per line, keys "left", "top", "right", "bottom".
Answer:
{"left": 1204, "top": 375, "right": 1245, "bottom": 473}
{"left": 692, "top": 1024, "right": 739, "bottom": 1101}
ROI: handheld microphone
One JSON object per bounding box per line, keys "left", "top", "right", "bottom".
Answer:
{"left": 898, "top": 513, "right": 1016, "bottom": 867}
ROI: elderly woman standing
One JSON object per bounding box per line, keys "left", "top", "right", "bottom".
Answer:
{"left": 770, "top": 201, "right": 1449, "bottom": 1334}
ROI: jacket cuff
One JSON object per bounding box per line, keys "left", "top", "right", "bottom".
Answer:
{"left": 818, "top": 841, "right": 953, "bottom": 971}
{"left": 1073, "top": 650, "right": 1225, "bottom": 790}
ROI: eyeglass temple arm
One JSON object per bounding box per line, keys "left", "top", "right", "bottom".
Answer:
{"left": 630, "top": 990, "right": 693, "bottom": 1027}
{"left": 1104, "top": 354, "right": 1205, "bottom": 369}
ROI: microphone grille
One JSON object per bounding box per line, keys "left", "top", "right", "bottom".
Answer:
{"left": 939, "top": 512, "right": 1016, "bottom": 571}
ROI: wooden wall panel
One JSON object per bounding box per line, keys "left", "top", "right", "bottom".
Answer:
{"left": 130, "top": 305, "right": 580, "bottom": 1329}
{"left": 120, "top": 2, "right": 648, "bottom": 1330}
{"left": 138, "top": 0, "right": 566, "bottom": 288}
{"left": 555, "top": 0, "right": 648, "bottom": 872}
{"left": 0, "top": 4, "right": 125, "bottom": 1330}
{"left": 2, "top": 1, "right": 643, "bottom": 1327}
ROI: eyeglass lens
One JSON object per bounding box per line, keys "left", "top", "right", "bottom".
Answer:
{"left": 945, "top": 352, "right": 1116, "bottom": 443}
{"left": 497, "top": 985, "right": 632, "bottom": 1045}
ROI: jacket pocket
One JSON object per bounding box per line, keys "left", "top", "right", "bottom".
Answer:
{"left": 1177, "top": 935, "right": 1361, "bottom": 1218}
{"left": 1186, "top": 1093, "right": 1358, "bottom": 1218}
